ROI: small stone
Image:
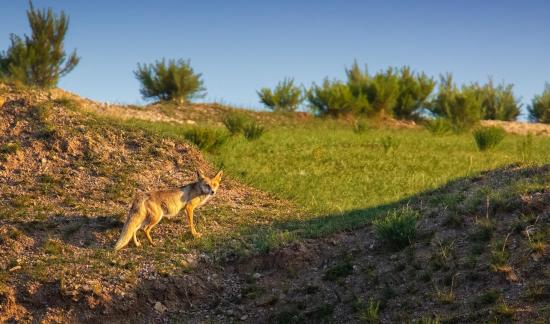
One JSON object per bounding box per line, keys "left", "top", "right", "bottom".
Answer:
{"left": 186, "top": 120, "right": 196, "bottom": 125}
{"left": 154, "top": 301, "right": 167, "bottom": 313}
{"left": 252, "top": 273, "right": 261, "bottom": 279}
{"left": 40, "top": 158, "right": 47, "bottom": 164}
{"left": 240, "top": 315, "right": 248, "bottom": 321}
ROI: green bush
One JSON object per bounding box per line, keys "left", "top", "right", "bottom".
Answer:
{"left": 257, "top": 78, "right": 303, "bottom": 112}
{"left": 424, "top": 118, "right": 451, "bottom": 135}
{"left": 184, "top": 127, "right": 227, "bottom": 151}
{"left": 528, "top": 83, "right": 550, "bottom": 123}
{"left": 242, "top": 122, "right": 265, "bottom": 140}
{"left": 346, "top": 63, "right": 400, "bottom": 116}
{"left": 222, "top": 112, "right": 249, "bottom": 135}
{"left": 134, "top": 58, "right": 205, "bottom": 104}
{"left": 429, "top": 74, "right": 482, "bottom": 131}
{"left": 474, "top": 79, "right": 521, "bottom": 121}
{"left": 308, "top": 62, "right": 434, "bottom": 119}
{"left": 373, "top": 207, "right": 419, "bottom": 249}
{"left": 473, "top": 127, "right": 505, "bottom": 151}
{"left": 394, "top": 66, "right": 436, "bottom": 120}
{"left": 307, "top": 79, "right": 369, "bottom": 116}
{"left": 222, "top": 112, "right": 265, "bottom": 140}
{"left": 0, "top": 2, "right": 79, "bottom": 87}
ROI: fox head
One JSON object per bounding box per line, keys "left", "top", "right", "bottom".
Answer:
{"left": 196, "top": 169, "right": 223, "bottom": 195}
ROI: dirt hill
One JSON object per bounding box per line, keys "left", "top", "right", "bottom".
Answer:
{"left": 0, "top": 85, "right": 549, "bottom": 323}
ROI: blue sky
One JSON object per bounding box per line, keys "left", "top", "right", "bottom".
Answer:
{"left": 1, "top": 1, "right": 549, "bottom": 117}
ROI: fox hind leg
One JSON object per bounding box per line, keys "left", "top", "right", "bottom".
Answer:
{"left": 133, "top": 230, "right": 141, "bottom": 247}
{"left": 144, "top": 218, "right": 161, "bottom": 246}
{"left": 144, "top": 209, "right": 163, "bottom": 246}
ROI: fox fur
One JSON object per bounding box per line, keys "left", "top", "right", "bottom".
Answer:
{"left": 114, "top": 169, "right": 222, "bottom": 251}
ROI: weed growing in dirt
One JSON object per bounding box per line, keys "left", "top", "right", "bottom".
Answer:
{"left": 474, "top": 289, "right": 500, "bottom": 306}
{"left": 354, "top": 298, "right": 380, "bottom": 323}
{"left": 54, "top": 96, "right": 81, "bottom": 111}
{"left": 324, "top": 259, "right": 353, "bottom": 281}
{"left": 373, "top": 206, "right": 418, "bottom": 249}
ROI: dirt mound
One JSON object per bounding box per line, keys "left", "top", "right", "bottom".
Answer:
{"left": 0, "top": 84, "right": 292, "bottom": 322}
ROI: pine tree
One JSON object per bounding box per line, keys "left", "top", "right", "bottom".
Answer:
{"left": 134, "top": 58, "right": 206, "bottom": 104}
{"left": 0, "top": 1, "right": 79, "bottom": 87}
{"left": 257, "top": 78, "right": 303, "bottom": 112}
{"left": 528, "top": 83, "right": 550, "bottom": 123}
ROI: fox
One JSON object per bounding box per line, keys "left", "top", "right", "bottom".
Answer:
{"left": 114, "top": 169, "right": 223, "bottom": 251}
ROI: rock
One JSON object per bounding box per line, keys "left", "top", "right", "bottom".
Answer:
{"left": 252, "top": 273, "right": 262, "bottom": 279}
{"left": 186, "top": 120, "right": 196, "bottom": 125}
{"left": 240, "top": 315, "right": 248, "bottom": 321}
{"left": 154, "top": 301, "right": 167, "bottom": 313}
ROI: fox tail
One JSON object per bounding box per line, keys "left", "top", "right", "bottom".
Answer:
{"left": 114, "top": 196, "right": 147, "bottom": 251}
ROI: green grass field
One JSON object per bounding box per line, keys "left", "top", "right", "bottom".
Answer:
{"left": 213, "top": 121, "right": 549, "bottom": 214}
{"left": 101, "top": 115, "right": 550, "bottom": 252}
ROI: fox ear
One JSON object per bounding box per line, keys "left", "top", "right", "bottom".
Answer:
{"left": 196, "top": 169, "right": 205, "bottom": 180}
{"left": 214, "top": 170, "right": 223, "bottom": 181}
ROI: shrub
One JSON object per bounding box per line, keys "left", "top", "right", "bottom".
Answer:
{"left": 424, "top": 118, "right": 451, "bottom": 135}
{"left": 307, "top": 78, "right": 369, "bottom": 116}
{"left": 353, "top": 119, "right": 368, "bottom": 134}
{"left": 242, "top": 122, "right": 265, "bottom": 140}
{"left": 373, "top": 206, "right": 419, "bottom": 249}
{"left": 429, "top": 74, "right": 482, "bottom": 131}
{"left": 222, "top": 112, "right": 249, "bottom": 135}
{"left": 257, "top": 78, "right": 303, "bottom": 112}
{"left": 474, "top": 79, "right": 521, "bottom": 121}
{"left": 473, "top": 127, "right": 505, "bottom": 151}
{"left": 0, "top": 2, "right": 79, "bottom": 87}
{"left": 346, "top": 63, "right": 399, "bottom": 116}
{"left": 184, "top": 127, "right": 227, "bottom": 151}
{"left": 394, "top": 66, "right": 436, "bottom": 120}
{"left": 222, "top": 112, "right": 265, "bottom": 140}
{"left": 134, "top": 58, "right": 205, "bottom": 104}
{"left": 528, "top": 83, "right": 550, "bottom": 123}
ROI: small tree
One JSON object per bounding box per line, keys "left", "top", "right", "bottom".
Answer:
{"left": 528, "top": 83, "right": 550, "bottom": 123}
{"left": 134, "top": 58, "right": 205, "bottom": 104}
{"left": 0, "top": 1, "right": 79, "bottom": 87}
{"left": 257, "top": 78, "right": 303, "bottom": 112}
{"left": 429, "top": 74, "right": 482, "bottom": 131}
{"left": 469, "top": 79, "right": 520, "bottom": 121}
{"left": 394, "top": 66, "right": 435, "bottom": 120}
{"left": 307, "top": 78, "right": 369, "bottom": 116}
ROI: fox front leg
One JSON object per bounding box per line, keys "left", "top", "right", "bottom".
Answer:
{"left": 185, "top": 205, "right": 202, "bottom": 239}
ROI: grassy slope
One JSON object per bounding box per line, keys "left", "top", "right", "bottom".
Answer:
{"left": 113, "top": 117, "right": 550, "bottom": 242}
